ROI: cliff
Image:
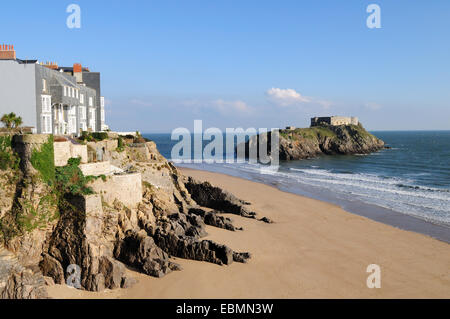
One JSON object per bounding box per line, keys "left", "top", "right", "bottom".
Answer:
{"left": 0, "top": 133, "right": 270, "bottom": 298}
{"left": 245, "top": 124, "right": 385, "bottom": 161}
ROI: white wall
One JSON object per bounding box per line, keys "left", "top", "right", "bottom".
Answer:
{"left": 0, "top": 60, "right": 37, "bottom": 129}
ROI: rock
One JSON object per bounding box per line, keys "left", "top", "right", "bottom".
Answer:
{"left": 114, "top": 230, "right": 174, "bottom": 278}
{"left": 245, "top": 124, "right": 385, "bottom": 161}
{"left": 233, "top": 252, "right": 251, "bottom": 263}
{"left": 153, "top": 229, "right": 235, "bottom": 266}
{"left": 121, "top": 276, "right": 138, "bottom": 289}
{"left": 189, "top": 208, "right": 242, "bottom": 231}
{"left": 86, "top": 273, "right": 105, "bottom": 292}
{"left": 0, "top": 269, "right": 48, "bottom": 299}
{"left": 39, "top": 253, "right": 65, "bottom": 285}
{"left": 99, "top": 256, "right": 126, "bottom": 290}
{"left": 43, "top": 276, "right": 55, "bottom": 286}
{"left": 1, "top": 135, "right": 258, "bottom": 298}
{"left": 168, "top": 262, "right": 182, "bottom": 271}
{"left": 184, "top": 178, "right": 257, "bottom": 219}
{"left": 259, "top": 217, "right": 274, "bottom": 224}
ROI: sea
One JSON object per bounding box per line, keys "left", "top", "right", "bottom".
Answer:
{"left": 143, "top": 131, "right": 450, "bottom": 242}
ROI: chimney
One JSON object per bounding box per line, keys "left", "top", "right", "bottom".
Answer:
{"left": 73, "top": 63, "right": 83, "bottom": 83}
{"left": 0, "top": 44, "right": 16, "bottom": 60}
{"left": 44, "top": 61, "right": 59, "bottom": 70}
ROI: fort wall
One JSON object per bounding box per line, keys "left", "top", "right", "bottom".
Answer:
{"left": 89, "top": 173, "right": 142, "bottom": 208}
{"left": 311, "top": 116, "right": 359, "bottom": 127}
{"left": 54, "top": 141, "right": 88, "bottom": 166}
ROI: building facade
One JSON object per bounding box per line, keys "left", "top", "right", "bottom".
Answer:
{"left": 0, "top": 44, "right": 107, "bottom": 135}
{"left": 311, "top": 116, "right": 359, "bottom": 127}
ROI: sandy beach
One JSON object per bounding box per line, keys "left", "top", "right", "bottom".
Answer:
{"left": 47, "top": 167, "right": 450, "bottom": 299}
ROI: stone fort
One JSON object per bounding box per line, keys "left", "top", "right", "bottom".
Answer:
{"left": 311, "top": 116, "right": 359, "bottom": 127}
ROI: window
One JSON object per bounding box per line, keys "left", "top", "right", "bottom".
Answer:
{"left": 89, "top": 97, "right": 93, "bottom": 107}
{"left": 76, "top": 90, "right": 79, "bottom": 99}
{"left": 90, "top": 108, "right": 96, "bottom": 120}
{"left": 69, "top": 106, "right": 76, "bottom": 115}
{"left": 72, "top": 88, "right": 75, "bottom": 98}
{"left": 64, "top": 86, "right": 67, "bottom": 96}
{"left": 69, "top": 116, "right": 77, "bottom": 134}
{"left": 80, "top": 94, "right": 84, "bottom": 104}
{"left": 41, "top": 114, "right": 52, "bottom": 134}
{"left": 89, "top": 108, "right": 96, "bottom": 130}
{"left": 42, "top": 79, "right": 47, "bottom": 92}
{"left": 79, "top": 106, "right": 86, "bottom": 120}
{"left": 41, "top": 95, "right": 51, "bottom": 113}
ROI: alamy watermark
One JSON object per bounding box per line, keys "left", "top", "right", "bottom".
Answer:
{"left": 66, "top": 4, "right": 81, "bottom": 29}
{"left": 66, "top": 264, "right": 81, "bottom": 289}
{"left": 171, "top": 120, "right": 280, "bottom": 170}
{"left": 367, "top": 4, "right": 381, "bottom": 29}
{"left": 366, "top": 264, "right": 381, "bottom": 288}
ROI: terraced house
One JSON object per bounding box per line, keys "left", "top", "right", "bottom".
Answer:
{"left": 0, "top": 44, "right": 107, "bottom": 135}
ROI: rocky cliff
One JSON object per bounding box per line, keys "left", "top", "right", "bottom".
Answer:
{"left": 245, "top": 124, "right": 385, "bottom": 161}
{"left": 0, "top": 134, "right": 267, "bottom": 298}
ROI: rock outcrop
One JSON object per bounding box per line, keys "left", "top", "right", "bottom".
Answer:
{"left": 183, "top": 177, "right": 256, "bottom": 219}
{"left": 244, "top": 124, "right": 385, "bottom": 161}
{"left": 0, "top": 135, "right": 259, "bottom": 298}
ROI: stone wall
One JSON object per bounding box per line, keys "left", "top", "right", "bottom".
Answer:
{"left": 86, "top": 140, "right": 118, "bottom": 162}
{"left": 89, "top": 173, "right": 143, "bottom": 208}
{"left": 12, "top": 134, "right": 53, "bottom": 175}
{"left": 311, "top": 116, "right": 359, "bottom": 127}
{"left": 54, "top": 141, "right": 88, "bottom": 167}
{"left": 79, "top": 161, "right": 112, "bottom": 176}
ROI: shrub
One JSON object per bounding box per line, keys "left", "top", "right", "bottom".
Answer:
{"left": 54, "top": 157, "right": 94, "bottom": 196}
{"left": 116, "top": 136, "right": 125, "bottom": 152}
{"left": 91, "top": 132, "right": 108, "bottom": 141}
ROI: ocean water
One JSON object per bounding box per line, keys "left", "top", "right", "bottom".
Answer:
{"left": 144, "top": 131, "right": 450, "bottom": 229}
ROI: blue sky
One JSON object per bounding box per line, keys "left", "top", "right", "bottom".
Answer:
{"left": 2, "top": 0, "right": 450, "bottom": 132}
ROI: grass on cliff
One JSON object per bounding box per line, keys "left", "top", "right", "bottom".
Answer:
{"left": 280, "top": 126, "right": 338, "bottom": 141}
{"left": 0, "top": 135, "right": 20, "bottom": 171}
{"left": 30, "top": 135, "right": 55, "bottom": 185}
{"left": 280, "top": 124, "right": 378, "bottom": 142}
{"left": 0, "top": 154, "right": 96, "bottom": 242}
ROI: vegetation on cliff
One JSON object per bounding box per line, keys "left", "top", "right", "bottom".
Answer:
{"left": 54, "top": 158, "right": 94, "bottom": 197}
{"left": 2, "top": 134, "right": 260, "bottom": 298}
{"left": 30, "top": 136, "right": 55, "bottom": 185}
{"left": 0, "top": 135, "right": 20, "bottom": 171}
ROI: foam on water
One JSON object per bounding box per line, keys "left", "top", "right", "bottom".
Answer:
{"left": 146, "top": 131, "right": 450, "bottom": 229}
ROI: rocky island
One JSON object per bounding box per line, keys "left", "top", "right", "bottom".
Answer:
{"left": 245, "top": 117, "right": 385, "bottom": 161}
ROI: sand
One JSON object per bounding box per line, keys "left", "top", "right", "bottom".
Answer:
{"left": 47, "top": 168, "right": 450, "bottom": 299}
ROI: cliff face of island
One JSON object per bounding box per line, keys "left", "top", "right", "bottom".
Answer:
{"left": 0, "top": 133, "right": 270, "bottom": 299}
{"left": 246, "top": 124, "right": 385, "bottom": 161}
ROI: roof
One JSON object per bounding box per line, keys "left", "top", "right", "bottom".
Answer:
{"left": 58, "top": 66, "right": 91, "bottom": 72}
{"left": 13, "top": 58, "right": 38, "bottom": 64}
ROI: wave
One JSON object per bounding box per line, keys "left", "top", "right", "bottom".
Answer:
{"left": 289, "top": 168, "right": 450, "bottom": 195}
{"left": 185, "top": 161, "right": 450, "bottom": 226}
{"left": 289, "top": 168, "right": 410, "bottom": 186}
{"left": 290, "top": 174, "right": 450, "bottom": 202}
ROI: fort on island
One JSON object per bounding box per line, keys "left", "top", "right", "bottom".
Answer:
{"left": 310, "top": 116, "right": 359, "bottom": 127}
